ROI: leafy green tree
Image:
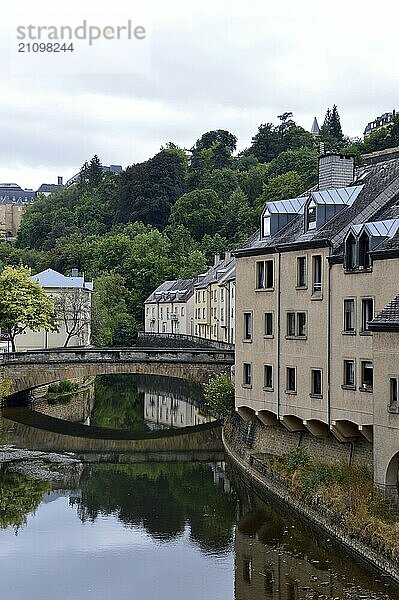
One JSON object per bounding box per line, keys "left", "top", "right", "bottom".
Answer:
{"left": 320, "top": 105, "right": 343, "bottom": 146}
{"left": 0, "top": 266, "right": 56, "bottom": 351}
{"left": 249, "top": 123, "right": 282, "bottom": 163}
{"left": 204, "top": 373, "right": 235, "bottom": 417}
{"left": 200, "top": 233, "right": 229, "bottom": 264}
{"left": 200, "top": 168, "right": 239, "bottom": 202}
{"left": 92, "top": 272, "right": 137, "bottom": 346}
{"left": 79, "top": 155, "right": 104, "bottom": 188}
{"left": 268, "top": 147, "right": 318, "bottom": 189}
{"left": 221, "top": 188, "right": 257, "bottom": 244}
{"left": 169, "top": 189, "right": 222, "bottom": 241}
{"left": 255, "top": 171, "right": 304, "bottom": 214}
{"left": 0, "top": 470, "right": 51, "bottom": 531}
{"left": 113, "top": 150, "right": 186, "bottom": 228}
{"left": 192, "top": 130, "right": 237, "bottom": 154}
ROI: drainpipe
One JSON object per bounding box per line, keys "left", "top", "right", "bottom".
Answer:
{"left": 277, "top": 251, "right": 282, "bottom": 420}
{"left": 328, "top": 252, "right": 332, "bottom": 428}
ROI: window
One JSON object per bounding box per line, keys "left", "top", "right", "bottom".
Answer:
{"left": 243, "top": 312, "right": 253, "bottom": 341}
{"left": 286, "top": 312, "right": 306, "bottom": 337}
{"left": 312, "top": 255, "right": 322, "bottom": 294}
{"left": 390, "top": 378, "right": 398, "bottom": 408}
{"left": 256, "top": 260, "right": 273, "bottom": 289}
{"left": 162, "top": 322, "right": 167, "bottom": 333}
{"left": 297, "top": 257, "right": 307, "bottom": 288}
{"left": 361, "top": 298, "right": 374, "bottom": 332}
{"left": 345, "top": 233, "right": 357, "bottom": 269}
{"left": 286, "top": 367, "right": 296, "bottom": 393}
{"left": 311, "top": 369, "right": 322, "bottom": 396}
{"left": 264, "top": 365, "right": 273, "bottom": 389}
{"left": 146, "top": 307, "right": 149, "bottom": 317}
{"left": 243, "top": 363, "right": 252, "bottom": 387}
{"left": 262, "top": 209, "right": 271, "bottom": 238}
{"left": 160, "top": 307, "right": 164, "bottom": 319}
{"left": 221, "top": 308, "right": 224, "bottom": 321}
{"left": 359, "top": 232, "right": 371, "bottom": 268}
{"left": 344, "top": 299, "right": 355, "bottom": 332}
{"left": 221, "top": 288, "right": 224, "bottom": 302}
{"left": 297, "top": 312, "right": 307, "bottom": 336}
{"left": 202, "top": 308, "right": 205, "bottom": 319}
{"left": 361, "top": 361, "right": 373, "bottom": 391}
{"left": 287, "top": 312, "right": 296, "bottom": 336}
{"left": 264, "top": 312, "right": 273, "bottom": 336}
{"left": 307, "top": 200, "right": 317, "bottom": 230}
{"left": 343, "top": 360, "right": 355, "bottom": 387}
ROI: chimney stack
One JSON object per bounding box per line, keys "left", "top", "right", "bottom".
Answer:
{"left": 58, "top": 176, "right": 63, "bottom": 185}
{"left": 214, "top": 254, "right": 221, "bottom": 267}
{"left": 318, "top": 153, "right": 355, "bottom": 190}
{"left": 71, "top": 268, "right": 79, "bottom": 277}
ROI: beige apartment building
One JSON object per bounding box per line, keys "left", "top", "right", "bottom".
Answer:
{"left": 194, "top": 253, "right": 235, "bottom": 342}
{"left": 144, "top": 278, "right": 196, "bottom": 335}
{"left": 235, "top": 151, "right": 399, "bottom": 496}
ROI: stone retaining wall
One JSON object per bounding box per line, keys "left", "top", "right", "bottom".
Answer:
{"left": 223, "top": 421, "right": 399, "bottom": 585}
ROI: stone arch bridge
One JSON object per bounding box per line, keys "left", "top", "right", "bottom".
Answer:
{"left": 1, "top": 346, "right": 234, "bottom": 399}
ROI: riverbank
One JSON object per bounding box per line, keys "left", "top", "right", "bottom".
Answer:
{"left": 223, "top": 417, "right": 399, "bottom": 585}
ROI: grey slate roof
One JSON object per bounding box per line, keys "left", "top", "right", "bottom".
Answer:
{"left": 194, "top": 257, "right": 236, "bottom": 289}
{"left": 36, "top": 183, "right": 64, "bottom": 194}
{"left": 0, "top": 183, "right": 35, "bottom": 203}
{"left": 236, "top": 157, "right": 399, "bottom": 258}
{"left": 145, "top": 278, "right": 196, "bottom": 304}
{"left": 370, "top": 294, "right": 399, "bottom": 331}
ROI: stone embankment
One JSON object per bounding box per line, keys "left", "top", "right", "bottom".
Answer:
{"left": 223, "top": 416, "right": 399, "bottom": 586}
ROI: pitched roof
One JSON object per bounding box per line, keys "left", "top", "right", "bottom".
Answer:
{"left": 236, "top": 157, "right": 399, "bottom": 257}
{"left": 32, "top": 268, "right": 93, "bottom": 291}
{"left": 145, "top": 278, "right": 196, "bottom": 304}
{"left": 36, "top": 183, "right": 64, "bottom": 193}
{"left": 311, "top": 117, "right": 320, "bottom": 136}
{"left": 194, "top": 256, "right": 236, "bottom": 289}
{"left": 370, "top": 294, "right": 399, "bottom": 331}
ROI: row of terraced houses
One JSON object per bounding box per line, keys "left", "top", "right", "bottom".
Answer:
{"left": 146, "top": 149, "right": 399, "bottom": 498}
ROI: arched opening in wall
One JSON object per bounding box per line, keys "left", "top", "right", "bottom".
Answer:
{"left": 385, "top": 451, "right": 399, "bottom": 489}
{"left": 237, "top": 406, "right": 257, "bottom": 423}
{"left": 257, "top": 410, "right": 278, "bottom": 427}
{"left": 303, "top": 419, "right": 329, "bottom": 438}
{"left": 331, "top": 419, "right": 360, "bottom": 443}
{"left": 280, "top": 414, "right": 306, "bottom": 433}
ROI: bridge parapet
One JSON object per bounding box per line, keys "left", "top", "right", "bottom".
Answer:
{"left": 137, "top": 332, "right": 235, "bottom": 351}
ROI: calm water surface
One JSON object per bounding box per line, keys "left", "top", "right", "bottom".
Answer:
{"left": 0, "top": 374, "right": 397, "bottom": 600}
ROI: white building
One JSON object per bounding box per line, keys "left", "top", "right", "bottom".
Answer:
{"left": 144, "top": 278, "right": 196, "bottom": 335}
{"left": 15, "top": 268, "right": 93, "bottom": 351}
{"left": 144, "top": 392, "right": 213, "bottom": 429}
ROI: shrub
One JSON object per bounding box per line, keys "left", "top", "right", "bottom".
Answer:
{"left": 47, "top": 379, "right": 79, "bottom": 395}
{"left": 285, "top": 446, "right": 310, "bottom": 472}
{"left": 204, "top": 373, "right": 234, "bottom": 417}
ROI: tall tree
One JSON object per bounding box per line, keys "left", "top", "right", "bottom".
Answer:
{"left": 249, "top": 123, "right": 282, "bottom": 163}
{"left": 54, "top": 288, "right": 92, "bottom": 347}
{"left": 0, "top": 266, "right": 56, "bottom": 352}
{"left": 168, "top": 189, "right": 222, "bottom": 241}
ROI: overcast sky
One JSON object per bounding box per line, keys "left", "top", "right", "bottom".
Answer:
{"left": 1, "top": 0, "right": 399, "bottom": 189}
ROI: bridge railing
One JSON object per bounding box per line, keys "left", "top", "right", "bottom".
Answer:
{"left": 137, "top": 332, "right": 235, "bottom": 351}
{"left": 0, "top": 346, "right": 234, "bottom": 365}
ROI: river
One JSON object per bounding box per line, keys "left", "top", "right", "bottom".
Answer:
{"left": 0, "top": 374, "right": 398, "bottom": 599}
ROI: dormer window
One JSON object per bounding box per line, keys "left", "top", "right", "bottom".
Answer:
{"left": 262, "top": 209, "right": 271, "bottom": 238}
{"left": 307, "top": 200, "right": 317, "bottom": 231}
{"left": 359, "top": 232, "right": 370, "bottom": 268}
{"left": 345, "top": 233, "right": 357, "bottom": 269}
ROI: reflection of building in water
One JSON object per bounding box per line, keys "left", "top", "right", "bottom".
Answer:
{"left": 211, "top": 461, "right": 231, "bottom": 494}
{"left": 144, "top": 392, "right": 213, "bottom": 429}
{"left": 235, "top": 528, "right": 345, "bottom": 600}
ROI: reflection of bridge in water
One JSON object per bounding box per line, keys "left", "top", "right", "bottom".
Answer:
{"left": 1, "top": 408, "right": 224, "bottom": 462}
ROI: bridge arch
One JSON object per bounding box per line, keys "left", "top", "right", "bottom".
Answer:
{"left": 1, "top": 348, "right": 234, "bottom": 399}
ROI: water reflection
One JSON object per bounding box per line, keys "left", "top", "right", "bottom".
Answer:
{"left": 232, "top": 470, "right": 399, "bottom": 600}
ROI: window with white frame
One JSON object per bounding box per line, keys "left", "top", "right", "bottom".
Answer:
{"left": 264, "top": 365, "right": 273, "bottom": 390}
{"left": 286, "top": 367, "right": 296, "bottom": 392}
{"left": 312, "top": 255, "right": 322, "bottom": 294}
{"left": 243, "top": 363, "right": 252, "bottom": 387}
{"left": 361, "top": 361, "right": 373, "bottom": 391}
{"left": 311, "top": 369, "right": 322, "bottom": 396}
{"left": 264, "top": 312, "right": 273, "bottom": 336}
{"left": 343, "top": 360, "right": 355, "bottom": 387}
{"left": 344, "top": 299, "right": 356, "bottom": 332}
{"left": 243, "top": 312, "right": 253, "bottom": 341}
{"left": 361, "top": 298, "right": 374, "bottom": 332}
{"left": 256, "top": 260, "right": 274, "bottom": 289}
